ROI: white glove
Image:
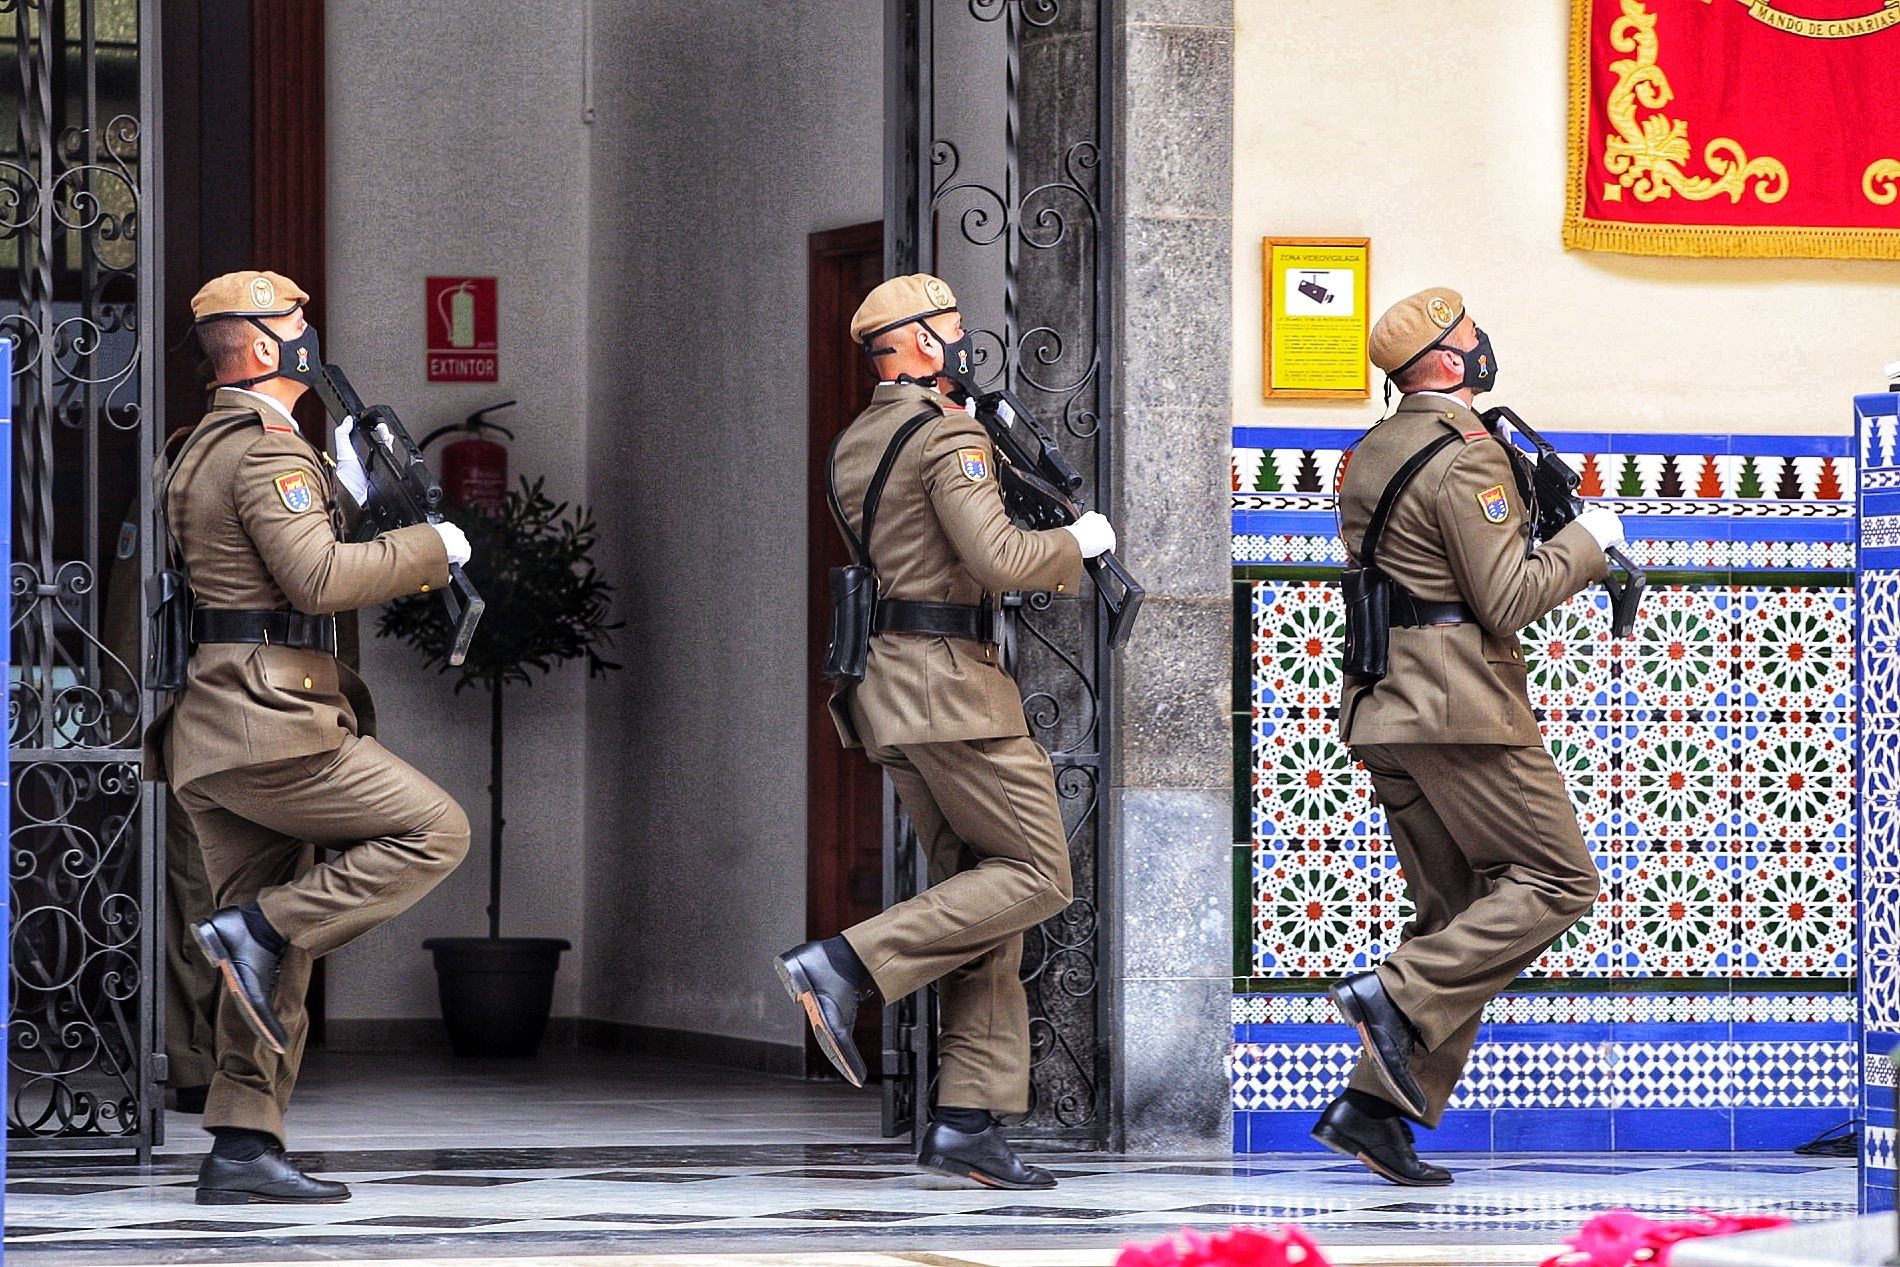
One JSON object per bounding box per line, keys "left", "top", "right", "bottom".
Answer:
{"left": 1063, "top": 511, "right": 1117, "bottom": 560}
{"left": 431, "top": 520, "right": 472, "bottom": 567}
{"left": 1576, "top": 506, "right": 1626, "bottom": 553}
{"left": 332, "top": 419, "right": 369, "bottom": 504}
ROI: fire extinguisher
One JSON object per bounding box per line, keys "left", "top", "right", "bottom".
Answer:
{"left": 421, "top": 401, "right": 515, "bottom": 515}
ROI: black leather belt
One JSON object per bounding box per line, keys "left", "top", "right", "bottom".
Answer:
{"left": 874, "top": 599, "right": 1000, "bottom": 644}
{"left": 192, "top": 608, "right": 338, "bottom": 654}
{"left": 1390, "top": 592, "right": 1473, "bottom": 628}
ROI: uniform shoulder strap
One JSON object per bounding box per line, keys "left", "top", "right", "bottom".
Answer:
{"left": 1357, "top": 430, "right": 1463, "bottom": 568}
{"left": 826, "top": 403, "right": 943, "bottom": 571}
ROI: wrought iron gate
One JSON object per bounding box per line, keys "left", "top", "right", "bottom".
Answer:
{"left": 3, "top": 0, "right": 163, "bottom": 1155}
{"left": 882, "top": 0, "right": 1115, "bottom": 1149}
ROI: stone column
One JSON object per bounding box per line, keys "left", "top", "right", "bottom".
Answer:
{"left": 1106, "top": 0, "right": 1235, "bottom": 1153}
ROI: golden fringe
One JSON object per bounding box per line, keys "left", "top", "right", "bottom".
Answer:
{"left": 1564, "top": 217, "right": 1900, "bottom": 259}
{"left": 1564, "top": 0, "right": 1900, "bottom": 261}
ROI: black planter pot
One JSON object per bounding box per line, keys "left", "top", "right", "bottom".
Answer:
{"left": 422, "top": 936, "right": 570, "bottom": 1058}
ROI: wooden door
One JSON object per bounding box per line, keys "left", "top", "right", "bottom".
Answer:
{"left": 806, "top": 222, "right": 886, "bottom": 1073}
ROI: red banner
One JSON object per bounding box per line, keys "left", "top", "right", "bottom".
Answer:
{"left": 1566, "top": 0, "right": 1900, "bottom": 259}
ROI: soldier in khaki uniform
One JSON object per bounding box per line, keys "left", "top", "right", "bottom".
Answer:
{"left": 775, "top": 275, "right": 1116, "bottom": 1190}
{"left": 1316, "top": 288, "right": 1625, "bottom": 1186}
{"left": 149, "top": 271, "right": 473, "bottom": 1204}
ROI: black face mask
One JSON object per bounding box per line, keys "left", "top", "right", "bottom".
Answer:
{"left": 225, "top": 317, "right": 321, "bottom": 391}
{"left": 1454, "top": 326, "right": 1499, "bottom": 395}
{"left": 919, "top": 318, "right": 980, "bottom": 404}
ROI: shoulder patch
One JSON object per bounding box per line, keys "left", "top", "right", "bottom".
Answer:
{"left": 1462, "top": 428, "right": 1489, "bottom": 442}
{"left": 1477, "top": 483, "right": 1510, "bottom": 524}
{"left": 957, "top": 447, "right": 990, "bottom": 482}
{"left": 273, "top": 470, "right": 316, "bottom": 513}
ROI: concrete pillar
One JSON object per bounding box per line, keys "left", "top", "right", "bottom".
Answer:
{"left": 1106, "top": 0, "right": 1235, "bottom": 1154}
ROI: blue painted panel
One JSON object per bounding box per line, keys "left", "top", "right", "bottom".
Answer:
{"left": 1495, "top": 1109, "right": 1612, "bottom": 1151}
{"left": 1422, "top": 1110, "right": 1493, "bottom": 1152}
{"left": 1615, "top": 1109, "right": 1732, "bottom": 1152}
{"left": 1734, "top": 1107, "right": 1850, "bottom": 1150}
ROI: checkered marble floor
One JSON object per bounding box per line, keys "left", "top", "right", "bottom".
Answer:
{"left": 1, "top": 1053, "right": 1859, "bottom": 1264}
{"left": 4, "top": 1146, "right": 1856, "bottom": 1264}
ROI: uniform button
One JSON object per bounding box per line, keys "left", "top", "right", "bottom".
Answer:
{"left": 420, "top": 583, "right": 431, "bottom": 592}
{"left": 303, "top": 676, "right": 313, "bottom": 689}
{"left": 1056, "top": 583, "right": 1065, "bottom": 593}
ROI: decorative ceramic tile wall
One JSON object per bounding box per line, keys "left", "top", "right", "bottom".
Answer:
{"left": 1234, "top": 422, "right": 1859, "bottom": 1158}
{"left": 1856, "top": 392, "right": 1900, "bottom": 1212}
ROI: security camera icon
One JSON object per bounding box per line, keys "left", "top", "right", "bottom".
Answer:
{"left": 1297, "top": 272, "right": 1336, "bottom": 305}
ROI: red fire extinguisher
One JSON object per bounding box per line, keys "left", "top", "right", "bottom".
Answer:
{"left": 422, "top": 401, "right": 515, "bottom": 515}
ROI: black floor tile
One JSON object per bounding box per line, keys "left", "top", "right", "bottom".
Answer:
{"left": 759, "top": 1168, "right": 912, "bottom": 1180}
{"left": 112, "top": 1221, "right": 302, "bottom": 1234}
{"left": 366, "top": 1174, "right": 535, "bottom": 1186}
{"left": 545, "top": 1212, "right": 721, "bottom": 1225}
{"left": 565, "top": 1170, "right": 727, "bottom": 1183}
{"left": 763, "top": 1207, "right": 927, "bottom": 1223}
{"left": 971, "top": 1205, "right": 1133, "bottom": 1220}
{"left": 339, "top": 1215, "right": 517, "bottom": 1229}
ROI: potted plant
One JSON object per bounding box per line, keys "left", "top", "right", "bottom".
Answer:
{"left": 377, "top": 476, "right": 621, "bottom": 1057}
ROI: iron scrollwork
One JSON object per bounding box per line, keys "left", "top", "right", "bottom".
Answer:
{"left": 5, "top": 0, "right": 159, "bottom": 1151}
{"left": 887, "top": 0, "right": 1113, "bottom": 1146}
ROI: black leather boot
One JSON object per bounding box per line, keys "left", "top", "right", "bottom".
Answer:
{"left": 917, "top": 1119, "right": 1056, "bottom": 1190}
{"left": 197, "top": 1146, "right": 351, "bottom": 1204}
{"left": 774, "top": 941, "right": 868, "bottom": 1086}
{"left": 1329, "top": 971, "right": 1427, "bottom": 1119}
{"left": 193, "top": 907, "right": 289, "bottom": 1055}
{"left": 1312, "top": 1095, "right": 1452, "bottom": 1187}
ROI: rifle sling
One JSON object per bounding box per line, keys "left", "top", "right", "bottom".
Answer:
{"left": 825, "top": 404, "right": 943, "bottom": 573}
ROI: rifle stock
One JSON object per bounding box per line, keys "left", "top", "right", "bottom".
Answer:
{"left": 972, "top": 388, "right": 1144, "bottom": 648}
{"left": 312, "top": 364, "right": 485, "bottom": 665}
{"left": 1481, "top": 405, "right": 1646, "bottom": 638}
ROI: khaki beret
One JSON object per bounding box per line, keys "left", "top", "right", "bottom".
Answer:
{"left": 190, "top": 270, "right": 308, "bottom": 323}
{"left": 850, "top": 273, "right": 958, "bottom": 344}
{"left": 1368, "top": 286, "right": 1465, "bottom": 373}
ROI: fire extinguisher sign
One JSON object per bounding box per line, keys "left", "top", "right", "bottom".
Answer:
{"left": 425, "top": 276, "right": 498, "bottom": 382}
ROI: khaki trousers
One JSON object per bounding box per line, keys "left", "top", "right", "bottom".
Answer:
{"left": 176, "top": 733, "right": 469, "bottom": 1140}
{"left": 162, "top": 789, "right": 223, "bottom": 1090}
{"left": 842, "top": 736, "right": 1073, "bottom": 1115}
{"left": 1348, "top": 742, "right": 1598, "bottom": 1127}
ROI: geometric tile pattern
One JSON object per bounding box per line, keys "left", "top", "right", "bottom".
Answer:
{"left": 1230, "top": 1038, "right": 1854, "bottom": 1112}
{"left": 1249, "top": 579, "right": 1856, "bottom": 979}
{"left": 1231, "top": 992, "right": 1857, "bottom": 1026}
{"left": 1857, "top": 391, "right": 1900, "bottom": 1211}
{"left": 1236, "top": 420, "right": 1862, "bottom": 1160}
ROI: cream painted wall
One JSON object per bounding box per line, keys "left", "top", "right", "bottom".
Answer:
{"left": 323, "top": 0, "right": 592, "bottom": 1026}
{"left": 1232, "top": 1, "right": 1900, "bottom": 435}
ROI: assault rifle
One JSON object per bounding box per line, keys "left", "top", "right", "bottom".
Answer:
{"left": 1482, "top": 405, "right": 1646, "bottom": 639}
{"left": 969, "top": 388, "right": 1144, "bottom": 648}
{"left": 312, "top": 364, "right": 485, "bottom": 665}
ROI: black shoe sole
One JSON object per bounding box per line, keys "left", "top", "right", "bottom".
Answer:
{"left": 916, "top": 1153, "right": 1057, "bottom": 1190}
{"left": 191, "top": 920, "right": 289, "bottom": 1057}
{"left": 774, "top": 953, "right": 865, "bottom": 1088}
{"left": 1328, "top": 980, "right": 1428, "bottom": 1120}
{"left": 197, "top": 1187, "right": 351, "bottom": 1205}
{"left": 1311, "top": 1122, "right": 1453, "bottom": 1188}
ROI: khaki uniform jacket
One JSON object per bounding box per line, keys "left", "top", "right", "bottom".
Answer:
{"left": 149, "top": 389, "right": 450, "bottom": 789}
{"left": 828, "top": 382, "right": 1083, "bottom": 749}
{"left": 1337, "top": 394, "right": 1607, "bottom": 747}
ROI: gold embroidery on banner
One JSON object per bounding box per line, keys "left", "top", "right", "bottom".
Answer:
{"left": 1602, "top": 0, "right": 1789, "bottom": 205}
{"left": 1734, "top": 0, "right": 1900, "bottom": 39}
{"left": 1865, "top": 160, "right": 1900, "bottom": 206}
